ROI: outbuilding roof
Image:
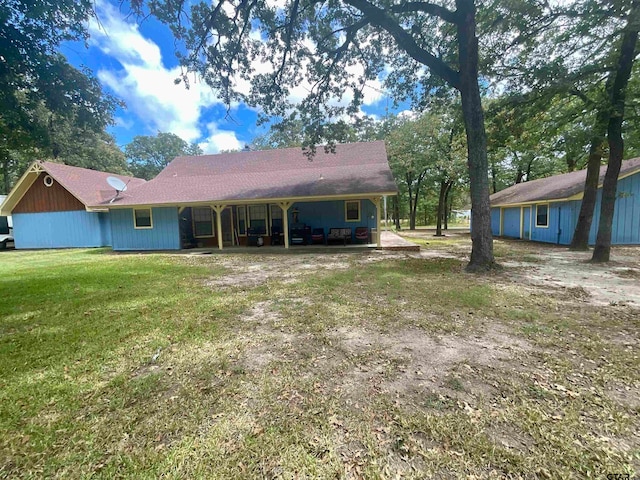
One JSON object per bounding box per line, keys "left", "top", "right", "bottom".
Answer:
{"left": 0, "top": 161, "right": 145, "bottom": 215}
{"left": 490, "top": 158, "right": 640, "bottom": 206}
{"left": 40, "top": 162, "right": 146, "bottom": 207}
{"left": 108, "top": 141, "right": 397, "bottom": 206}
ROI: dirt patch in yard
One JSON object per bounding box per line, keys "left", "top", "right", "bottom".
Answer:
{"left": 238, "top": 319, "right": 533, "bottom": 409}
{"left": 398, "top": 230, "right": 640, "bottom": 307}
{"left": 326, "top": 325, "right": 532, "bottom": 404}
{"left": 205, "top": 254, "right": 354, "bottom": 288}
{"left": 505, "top": 249, "right": 640, "bottom": 307}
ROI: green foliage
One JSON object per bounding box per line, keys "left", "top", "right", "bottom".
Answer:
{"left": 51, "top": 129, "right": 130, "bottom": 175}
{"left": 386, "top": 109, "right": 467, "bottom": 229}
{"left": 0, "top": 0, "right": 123, "bottom": 193}
{"left": 482, "top": 0, "right": 640, "bottom": 191}
{"left": 124, "top": 132, "right": 203, "bottom": 180}
{"left": 252, "top": 116, "right": 388, "bottom": 150}
{"left": 485, "top": 98, "right": 570, "bottom": 193}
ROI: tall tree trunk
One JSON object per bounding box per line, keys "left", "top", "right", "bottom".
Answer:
{"left": 513, "top": 151, "right": 524, "bottom": 184}
{"left": 525, "top": 158, "right": 533, "bottom": 179}
{"left": 444, "top": 182, "right": 453, "bottom": 230}
{"left": 491, "top": 163, "right": 498, "bottom": 194}
{"left": 515, "top": 167, "right": 524, "bottom": 184}
{"left": 406, "top": 179, "right": 415, "bottom": 230}
{"left": 566, "top": 152, "right": 577, "bottom": 172}
{"left": 1, "top": 150, "right": 10, "bottom": 195}
{"left": 457, "top": 0, "right": 495, "bottom": 271}
{"left": 593, "top": 9, "right": 639, "bottom": 262}
{"left": 435, "top": 179, "right": 447, "bottom": 236}
{"left": 410, "top": 183, "right": 421, "bottom": 230}
{"left": 569, "top": 113, "right": 608, "bottom": 250}
{"left": 393, "top": 196, "right": 401, "bottom": 229}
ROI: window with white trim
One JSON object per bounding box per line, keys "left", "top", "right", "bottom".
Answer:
{"left": 248, "top": 205, "right": 268, "bottom": 234}
{"left": 535, "top": 204, "right": 549, "bottom": 228}
{"left": 345, "top": 200, "right": 361, "bottom": 222}
{"left": 193, "top": 207, "right": 214, "bottom": 237}
{"left": 270, "top": 204, "right": 283, "bottom": 232}
{"left": 133, "top": 208, "right": 152, "bottom": 229}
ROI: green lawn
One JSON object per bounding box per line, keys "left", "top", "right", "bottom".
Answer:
{"left": 0, "top": 247, "right": 638, "bottom": 478}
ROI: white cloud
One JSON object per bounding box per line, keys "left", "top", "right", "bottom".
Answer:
{"left": 89, "top": 0, "right": 388, "bottom": 148}
{"left": 198, "top": 123, "right": 243, "bottom": 153}
{"left": 89, "top": 0, "right": 227, "bottom": 144}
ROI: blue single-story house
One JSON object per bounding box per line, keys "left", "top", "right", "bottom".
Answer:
{"left": 0, "top": 141, "right": 398, "bottom": 250}
{"left": 490, "top": 158, "right": 640, "bottom": 245}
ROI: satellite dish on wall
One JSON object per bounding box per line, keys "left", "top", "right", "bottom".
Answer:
{"left": 107, "top": 176, "right": 128, "bottom": 192}
{"left": 106, "top": 176, "right": 129, "bottom": 203}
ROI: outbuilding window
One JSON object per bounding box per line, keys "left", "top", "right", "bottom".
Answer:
{"left": 535, "top": 204, "right": 549, "bottom": 228}
{"left": 193, "top": 207, "right": 214, "bottom": 237}
{"left": 345, "top": 200, "right": 361, "bottom": 222}
{"left": 133, "top": 208, "right": 153, "bottom": 229}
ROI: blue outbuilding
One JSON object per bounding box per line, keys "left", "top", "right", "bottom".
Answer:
{"left": 490, "top": 158, "right": 640, "bottom": 245}
{"left": 0, "top": 162, "right": 145, "bottom": 249}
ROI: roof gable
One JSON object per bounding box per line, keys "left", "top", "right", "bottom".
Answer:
{"left": 490, "top": 158, "right": 640, "bottom": 206}
{"left": 0, "top": 162, "right": 146, "bottom": 215}
{"left": 41, "top": 162, "right": 146, "bottom": 207}
{"left": 14, "top": 172, "right": 86, "bottom": 213}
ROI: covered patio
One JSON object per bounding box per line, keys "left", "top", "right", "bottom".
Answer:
{"left": 180, "top": 230, "right": 418, "bottom": 253}
{"left": 177, "top": 196, "right": 388, "bottom": 251}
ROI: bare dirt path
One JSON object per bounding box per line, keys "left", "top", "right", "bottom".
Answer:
{"left": 399, "top": 228, "right": 640, "bottom": 307}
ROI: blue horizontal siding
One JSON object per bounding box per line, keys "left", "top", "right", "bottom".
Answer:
{"left": 502, "top": 207, "right": 521, "bottom": 238}
{"left": 111, "top": 207, "right": 180, "bottom": 251}
{"left": 13, "top": 211, "right": 108, "bottom": 249}
{"left": 99, "top": 213, "right": 112, "bottom": 246}
{"left": 607, "top": 172, "right": 639, "bottom": 244}
{"left": 586, "top": 173, "right": 640, "bottom": 245}
{"left": 530, "top": 202, "right": 576, "bottom": 245}
{"left": 289, "top": 200, "right": 377, "bottom": 240}
{"left": 490, "top": 208, "right": 501, "bottom": 236}
{"left": 522, "top": 207, "right": 532, "bottom": 239}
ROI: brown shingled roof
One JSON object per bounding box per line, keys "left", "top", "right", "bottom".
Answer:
{"left": 108, "top": 141, "right": 397, "bottom": 206}
{"left": 490, "top": 157, "right": 640, "bottom": 206}
{"left": 41, "top": 161, "right": 146, "bottom": 207}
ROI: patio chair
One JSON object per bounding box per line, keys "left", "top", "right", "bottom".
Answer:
{"left": 311, "top": 228, "right": 325, "bottom": 245}
{"left": 271, "top": 226, "right": 282, "bottom": 245}
{"left": 355, "top": 227, "right": 369, "bottom": 243}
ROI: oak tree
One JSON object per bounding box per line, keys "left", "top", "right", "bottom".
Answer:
{"left": 136, "top": 0, "right": 497, "bottom": 271}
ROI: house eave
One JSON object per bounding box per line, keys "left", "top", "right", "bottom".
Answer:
{"left": 102, "top": 191, "right": 399, "bottom": 210}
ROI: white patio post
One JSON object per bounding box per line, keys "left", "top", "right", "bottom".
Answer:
{"left": 212, "top": 204, "right": 226, "bottom": 250}
{"left": 369, "top": 196, "right": 382, "bottom": 248}
{"left": 278, "top": 201, "right": 292, "bottom": 249}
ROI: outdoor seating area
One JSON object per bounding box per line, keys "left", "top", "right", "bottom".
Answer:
{"left": 279, "top": 226, "right": 371, "bottom": 247}
{"left": 232, "top": 225, "right": 381, "bottom": 249}
{"left": 327, "top": 227, "right": 352, "bottom": 245}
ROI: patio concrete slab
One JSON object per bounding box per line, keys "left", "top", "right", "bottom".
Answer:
{"left": 380, "top": 231, "right": 420, "bottom": 251}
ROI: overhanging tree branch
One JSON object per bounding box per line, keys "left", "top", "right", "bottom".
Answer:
{"left": 343, "top": 0, "right": 461, "bottom": 89}
{"left": 389, "top": 2, "right": 459, "bottom": 24}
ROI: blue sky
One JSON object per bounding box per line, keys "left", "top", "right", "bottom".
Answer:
{"left": 61, "top": 0, "right": 395, "bottom": 154}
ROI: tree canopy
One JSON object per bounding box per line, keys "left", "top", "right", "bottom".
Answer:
{"left": 125, "top": 132, "right": 203, "bottom": 180}
{"left": 0, "top": 0, "right": 122, "bottom": 193}
{"left": 134, "top": 0, "right": 497, "bottom": 270}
